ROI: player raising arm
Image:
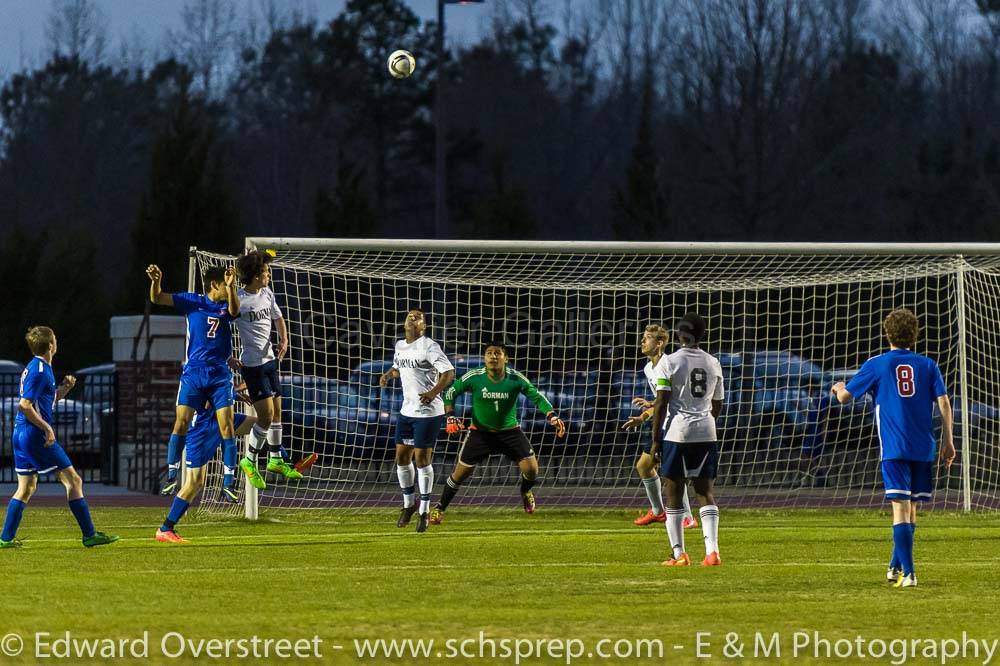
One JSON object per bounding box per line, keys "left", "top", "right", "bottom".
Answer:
{"left": 231, "top": 250, "right": 311, "bottom": 489}
{"left": 156, "top": 384, "right": 260, "bottom": 543}
{"left": 430, "top": 342, "right": 566, "bottom": 525}
{"left": 378, "top": 308, "right": 455, "bottom": 533}
{"left": 1, "top": 327, "right": 118, "bottom": 548}
{"left": 650, "top": 313, "right": 724, "bottom": 567}
{"left": 622, "top": 324, "right": 696, "bottom": 529}
{"left": 147, "top": 264, "right": 244, "bottom": 502}
{"left": 831, "top": 308, "right": 955, "bottom": 589}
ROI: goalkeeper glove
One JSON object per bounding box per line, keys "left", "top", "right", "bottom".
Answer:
{"left": 445, "top": 415, "right": 464, "bottom": 434}
{"left": 547, "top": 412, "right": 567, "bottom": 438}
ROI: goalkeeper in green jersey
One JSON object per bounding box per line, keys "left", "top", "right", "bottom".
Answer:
{"left": 430, "top": 342, "right": 566, "bottom": 524}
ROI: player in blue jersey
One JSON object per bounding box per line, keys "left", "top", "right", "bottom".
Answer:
{"left": 0, "top": 327, "right": 119, "bottom": 548}
{"left": 832, "top": 308, "right": 956, "bottom": 589}
{"left": 156, "top": 383, "right": 259, "bottom": 543}
{"left": 147, "top": 264, "right": 243, "bottom": 502}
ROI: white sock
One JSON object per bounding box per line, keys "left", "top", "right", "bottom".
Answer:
{"left": 249, "top": 424, "right": 268, "bottom": 457}
{"left": 641, "top": 475, "right": 664, "bottom": 515}
{"left": 700, "top": 505, "right": 720, "bottom": 555}
{"left": 397, "top": 463, "right": 416, "bottom": 508}
{"left": 417, "top": 464, "right": 434, "bottom": 515}
{"left": 666, "top": 508, "right": 686, "bottom": 559}
{"left": 682, "top": 485, "right": 694, "bottom": 521}
{"left": 267, "top": 423, "right": 283, "bottom": 447}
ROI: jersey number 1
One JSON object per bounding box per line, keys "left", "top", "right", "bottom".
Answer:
{"left": 206, "top": 317, "right": 220, "bottom": 339}
{"left": 895, "top": 364, "right": 915, "bottom": 397}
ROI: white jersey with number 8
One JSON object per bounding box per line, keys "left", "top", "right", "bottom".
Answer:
{"left": 652, "top": 347, "right": 724, "bottom": 443}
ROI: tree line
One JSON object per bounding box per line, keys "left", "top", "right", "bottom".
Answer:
{"left": 1, "top": 0, "right": 999, "bottom": 370}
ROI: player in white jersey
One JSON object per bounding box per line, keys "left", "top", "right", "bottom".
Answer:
{"left": 621, "top": 325, "right": 696, "bottom": 528}
{"left": 378, "top": 309, "right": 455, "bottom": 533}
{"left": 650, "top": 313, "right": 724, "bottom": 567}
{"left": 230, "top": 250, "right": 311, "bottom": 490}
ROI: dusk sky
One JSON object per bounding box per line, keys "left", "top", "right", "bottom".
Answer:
{"left": 0, "top": 0, "right": 500, "bottom": 77}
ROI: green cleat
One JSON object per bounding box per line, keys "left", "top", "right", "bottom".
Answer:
{"left": 267, "top": 458, "right": 303, "bottom": 480}
{"left": 82, "top": 532, "right": 119, "bottom": 548}
{"left": 240, "top": 456, "right": 266, "bottom": 490}
{"left": 0, "top": 538, "right": 23, "bottom": 549}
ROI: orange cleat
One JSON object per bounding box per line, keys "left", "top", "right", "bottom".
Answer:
{"left": 155, "top": 528, "right": 189, "bottom": 544}
{"left": 634, "top": 510, "right": 666, "bottom": 526}
{"left": 682, "top": 516, "right": 699, "bottom": 529}
{"left": 701, "top": 551, "right": 722, "bottom": 566}
{"left": 661, "top": 553, "right": 691, "bottom": 567}
{"left": 294, "top": 452, "right": 318, "bottom": 474}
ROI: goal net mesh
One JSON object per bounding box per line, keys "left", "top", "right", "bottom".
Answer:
{"left": 192, "top": 244, "right": 1000, "bottom": 516}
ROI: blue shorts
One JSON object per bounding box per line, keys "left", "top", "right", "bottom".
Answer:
{"left": 12, "top": 424, "right": 73, "bottom": 476}
{"left": 186, "top": 413, "right": 247, "bottom": 469}
{"left": 242, "top": 360, "right": 281, "bottom": 403}
{"left": 177, "top": 365, "right": 234, "bottom": 410}
{"left": 395, "top": 414, "right": 445, "bottom": 449}
{"left": 660, "top": 441, "right": 718, "bottom": 480}
{"left": 882, "top": 459, "right": 934, "bottom": 502}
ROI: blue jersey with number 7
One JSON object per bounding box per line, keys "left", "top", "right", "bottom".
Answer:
{"left": 172, "top": 292, "right": 238, "bottom": 369}
{"left": 845, "top": 349, "right": 947, "bottom": 462}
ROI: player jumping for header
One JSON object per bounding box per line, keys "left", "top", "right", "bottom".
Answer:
{"left": 231, "top": 250, "right": 314, "bottom": 489}
{"left": 622, "top": 324, "right": 697, "bottom": 528}
{"left": 430, "top": 342, "right": 566, "bottom": 524}
{"left": 831, "top": 308, "right": 955, "bottom": 588}
{"left": 147, "top": 264, "right": 243, "bottom": 502}
{"left": 651, "top": 313, "right": 725, "bottom": 567}
{"left": 378, "top": 308, "right": 455, "bottom": 533}
{"left": 1, "top": 326, "right": 118, "bottom": 548}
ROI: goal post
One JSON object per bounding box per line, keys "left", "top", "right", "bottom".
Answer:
{"left": 189, "top": 239, "right": 1000, "bottom": 518}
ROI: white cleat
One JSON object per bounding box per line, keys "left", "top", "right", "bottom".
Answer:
{"left": 894, "top": 573, "right": 917, "bottom": 588}
{"left": 886, "top": 567, "right": 902, "bottom": 584}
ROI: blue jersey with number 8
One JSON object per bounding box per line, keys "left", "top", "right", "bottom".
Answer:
{"left": 845, "top": 349, "right": 947, "bottom": 462}
{"left": 173, "top": 292, "right": 238, "bottom": 369}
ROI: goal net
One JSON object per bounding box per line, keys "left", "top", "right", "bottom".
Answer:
{"left": 192, "top": 240, "right": 1000, "bottom": 517}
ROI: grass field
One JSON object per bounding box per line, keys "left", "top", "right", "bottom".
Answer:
{"left": 3, "top": 506, "right": 1000, "bottom": 665}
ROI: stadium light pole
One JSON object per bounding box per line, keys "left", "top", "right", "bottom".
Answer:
{"left": 436, "top": 0, "right": 483, "bottom": 239}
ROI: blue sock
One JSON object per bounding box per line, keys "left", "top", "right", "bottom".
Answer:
{"left": 222, "top": 437, "right": 236, "bottom": 487}
{"left": 2, "top": 498, "right": 26, "bottom": 541}
{"left": 167, "top": 434, "right": 185, "bottom": 480}
{"left": 279, "top": 445, "right": 291, "bottom": 463}
{"left": 68, "top": 498, "right": 95, "bottom": 539}
{"left": 893, "top": 523, "right": 915, "bottom": 575}
{"left": 161, "top": 497, "right": 191, "bottom": 532}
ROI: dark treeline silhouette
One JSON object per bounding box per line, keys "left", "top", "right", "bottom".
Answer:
{"left": 1, "top": 0, "right": 1000, "bottom": 369}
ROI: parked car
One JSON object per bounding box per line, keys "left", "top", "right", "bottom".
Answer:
{"left": 73, "top": 363, "right": 116, "bottom": 411}
{"left": 0, "top": 397, "right": 97, "bottom": 451}
{"left": 0, "top": 360, "right": 24, "bottom": 398}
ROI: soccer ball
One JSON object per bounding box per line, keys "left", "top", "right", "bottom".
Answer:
{"left": 387, "top": 50, "right": 416, "bottom": 79}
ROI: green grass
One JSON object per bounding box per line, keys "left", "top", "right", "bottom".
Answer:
{"left": 2, "top": 506, "right": 999, "bottom": 664}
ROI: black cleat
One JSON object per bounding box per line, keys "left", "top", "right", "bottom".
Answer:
{"left": 221, "top": 484, "right": 240, "bottom": 504}
{"left": 416, "top": 512, "right": 429, "bottom": 533}
{"left": 397, "top": 505, "right": 417, "bottom": 528}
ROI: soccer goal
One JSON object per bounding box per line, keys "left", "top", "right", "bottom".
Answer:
{"left": 190, "top": 240, "right": 1000, "bottom": 518}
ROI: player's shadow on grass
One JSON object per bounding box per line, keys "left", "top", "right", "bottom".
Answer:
{"left": 186, "top": 538, "right": 382, "bottom": 549}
